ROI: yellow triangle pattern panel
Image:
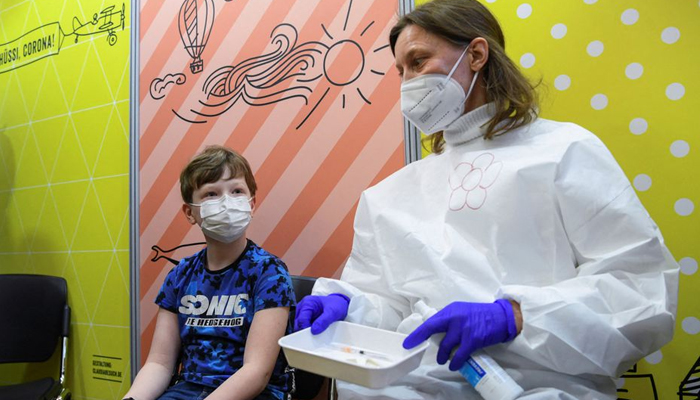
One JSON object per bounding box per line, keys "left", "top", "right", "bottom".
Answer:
{"left": 72, "top": 183, "right": 118, "bottom": 250}
{"left": 1, "top": 75, "right": 32, "bottom": 127}
{"left": 70, "top": 106, "right": 115, "bottom": 176}
{"left": 15, "top": 126, "right": 51, "bottom": 187}
{"left": 70, "top": 251, "right": 115, "bottom": 321}
{"left": 50, "top": 180, "right": 91, "bottom": 249}
{"left": 28, "top": 251, "right": 71, "bottom": 280}
{"left": 0, "top": 0, "right": 131, "bottom": 398}
{"left": 30, "top": 117, "right": 68, "bottom": 182}
{"left": 93, "top": 176, "right": 130, "bottom": 246}
{"left": 51, "top": 116, "right": 92, "bottom": 182}
{"left": 0, "top": 253, "right": 31, "bottom": 275}
{"left": 92, "top": 251, "right": 130, "bottom": 327}
{"left": 27, "top": 60, "right": 71, "bottom": 121}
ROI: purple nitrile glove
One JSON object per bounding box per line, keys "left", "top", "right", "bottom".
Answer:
{"left": 294, "top": 293, "right": 350, "bottom": 334}
{"left": 403, "top": 299, "right": 517, "bottom": 371}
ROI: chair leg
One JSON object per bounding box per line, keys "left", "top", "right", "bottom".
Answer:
{"left": 328, "top": 378, "right": 336, "bottom": 400}
{"left": 56, "top": 389, "right": 71, "bottom": 400}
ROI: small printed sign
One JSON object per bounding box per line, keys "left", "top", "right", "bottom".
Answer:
{"left": 92, "top": 354, "right": 124, "bottom": 383}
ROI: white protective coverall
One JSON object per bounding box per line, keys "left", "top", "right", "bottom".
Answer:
{"left": 313, "top": 104, "right": 679, "bottom": 399}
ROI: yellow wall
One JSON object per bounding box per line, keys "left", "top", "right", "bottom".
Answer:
{"left": 0, "top": 0, "right": 131, "bottom": 398}
{"left": 416, "top": 0, "right": 699, "bottom": 397}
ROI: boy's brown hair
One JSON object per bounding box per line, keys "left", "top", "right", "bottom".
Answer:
{"left": 179, "top": 145, "right": 257, "bottom": 203}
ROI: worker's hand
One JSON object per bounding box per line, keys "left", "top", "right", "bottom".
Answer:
{"left": 403, "top": 299, "right": 517, "bottom": 371}
{"left": 294, "top": 293, "right": 350, "bottom": 334}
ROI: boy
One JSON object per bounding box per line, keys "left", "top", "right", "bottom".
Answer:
{"left": 124, "top": 146, "right": 295, "bottom": 400}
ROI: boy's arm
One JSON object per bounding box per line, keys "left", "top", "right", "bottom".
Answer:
{"left": 206, "top": 307, "right": 290, "bottom": 400}
{"left": 123, "top": 308, "right": 181, "bottom": 400}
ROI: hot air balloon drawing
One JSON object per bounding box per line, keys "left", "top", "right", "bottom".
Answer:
{"left": 178, "top": 0, "right": 215, "bottom": 74}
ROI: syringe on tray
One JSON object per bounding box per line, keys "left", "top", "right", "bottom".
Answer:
{"left": 328, "top": 344, "right": 394, "bottom": 367}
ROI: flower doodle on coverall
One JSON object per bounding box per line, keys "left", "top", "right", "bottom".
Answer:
{"left": 448, "top": 153, "right": 503, "bottom": 211}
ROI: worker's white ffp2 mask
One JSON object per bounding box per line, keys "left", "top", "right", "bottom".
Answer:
{"left": 400, "top": 46, "right": 479, "bottom": 135}
{"left": 193, "top": 194, "right": 252, "bottom": 243}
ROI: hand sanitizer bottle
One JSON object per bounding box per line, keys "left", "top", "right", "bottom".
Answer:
{"left": 459, "top": 351, "right": 524, "bottom": 400}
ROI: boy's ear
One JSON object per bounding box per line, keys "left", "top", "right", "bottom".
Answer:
{"left": 250, "top": 196, "right": 256, "bottom": 214}
{"left": 182, "top": 203, "right": 196, "bottom": 225}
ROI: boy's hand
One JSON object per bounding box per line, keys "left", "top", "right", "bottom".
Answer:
{"left": 294, "top": 293, "right": 350, "bottom": 334}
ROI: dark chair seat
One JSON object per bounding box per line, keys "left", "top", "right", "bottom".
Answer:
{"left": 290, "top": 275, "right": 336, "bottom": 400}
{"left": 0, "top": 274, "right": 71, "bottom": 400}
{"left": 293, "top": 369, "right": 326, "bottom": 399}
{"left": 0, "top": 377, "right": 61, "bottom": 400}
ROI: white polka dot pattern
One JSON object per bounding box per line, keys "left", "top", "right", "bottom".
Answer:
{"left": 625, "top": 63, "right": 643, "bottom": 79}
{"left": 477, "top": 1, "right": 697, "bottom": 392}
{"left": 517, "top": 3, "right": 532, "bottom": 19}
{"left": 629, "top": 118, "right": 648, "bottom": 135}
{"left": 679, "top": 257, "right": 698, "bottom": 276}
{"left": 633, "top": 174, "right": 652, "bottom": 192}
{"left": 587, "top": 40, "right": 604, "bottom": 57}
{"left": 645, "top": 351, "right": 663, "bottom": 365}
{"left": 670, "top": 140, "right": 689, "bottom": 158}
{"left": 520, "top": 53, "right": 536, "bottom": 68}
{"left": 674, "top": 198, "right": 694, "bottom": 216}
{"left": 551, "top": 23, "right": 567, "bottom": 39}
{"left": 590, "top": 94, "right": 608, "bottom": 110}
{"left": 666, "top": 83, "right": 685, "bottom": 100}
{"left": 661, "top": 27, "right": 681, "bottom": 44}
{"left": 682, "top": 317, "right": 700, "bottom": 335}
{"left": 621, "top": 9, "right": 639, "bottom": 25}
{"left": 554, "top": 75, "right": 571, "bottom": 91}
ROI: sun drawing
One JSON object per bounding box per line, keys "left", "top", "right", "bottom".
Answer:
{"left": 169, "top": 0, "right": 391, "bottom": 127}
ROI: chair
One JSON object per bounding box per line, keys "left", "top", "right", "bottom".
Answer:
{"left": 290, "top": 275, "right": 336, "bottom": 400}
{"left": 0, "top": 274, "right": 71, "bottom": 400}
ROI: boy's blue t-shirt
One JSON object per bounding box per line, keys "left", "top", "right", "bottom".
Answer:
{"left": 155, "top": 239, "right": 295, "bottom": 397}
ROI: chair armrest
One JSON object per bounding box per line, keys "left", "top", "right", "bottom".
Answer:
{"left": 62, "top": 306, "right": 71, "bottom": 337}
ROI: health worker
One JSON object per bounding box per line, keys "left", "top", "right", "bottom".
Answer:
{"left": 294, "top": 0, "right": 679, "bottom": 399}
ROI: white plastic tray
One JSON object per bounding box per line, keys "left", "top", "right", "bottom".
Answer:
{"left": 279, "top": 321, "right": 428, "bottom": 389}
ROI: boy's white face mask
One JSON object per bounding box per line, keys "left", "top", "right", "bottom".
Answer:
{"left": 191, "top": 194, "right": 252, "bottom": 243}
{"left": 400, "top": 45, "right": 479, "bottom": 135}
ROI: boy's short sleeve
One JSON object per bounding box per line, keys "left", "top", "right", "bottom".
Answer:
{"left": 155, "top": 266, "right": 180, "bottom": 312}
{"left": 254, "top": 259, "right": 295, "bottom": 313}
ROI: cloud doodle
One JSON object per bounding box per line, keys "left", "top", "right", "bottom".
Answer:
{"left": 150, "top": 73, "right": 187, "bottom": 100}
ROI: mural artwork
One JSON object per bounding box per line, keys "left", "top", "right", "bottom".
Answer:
{"left": 139, "top": 0, "right": 405, "bottom": 363}
{"left": 0, "top": 3, "right": 125, "bottom": 74}
{"left": 148, "top": 0, "right": 390, "bottom": 128}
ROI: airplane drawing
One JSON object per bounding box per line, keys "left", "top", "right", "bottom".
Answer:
{"left": 71, "top": 3, "right": 126, "bottom": 46}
